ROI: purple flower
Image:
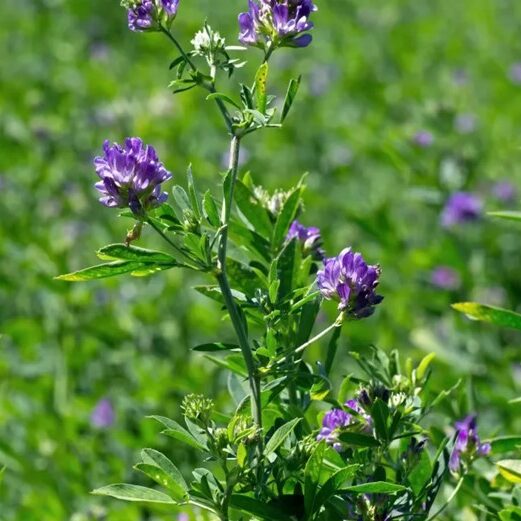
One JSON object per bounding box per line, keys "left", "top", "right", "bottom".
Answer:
{"left": 287, "top": 220, "right": 324, "bottom": 258}
{"left": 126, "top": 0, "right": 179, "bottom": 32}
{"left": 430, "top": 266, "right": 460, "bottom": 290}
{"left": 317, "top": 248, "right": 383, "bottom": 318}
{"left": 238, "top": 0, "right": 317, "bottom": 50}
{"left": 317, "top": 399, "right": 371, "bottom": 451}
{"left": 449, "top": 415, "right": 490, "bottom": 472}
{"left": 455, "top": 113, "right": 477, "bottom": 134}
{"left": 94, "top": 137, "right": 172, "bottom": 215}
{"left": 509, "top": 62, "right": 521, "bottom": 85}
{"left": 177, "top": 515, "right": 189, "bottom": 521}
{"left": 492, "top": 181, "right": 517, "bottom": 203}
{"left": 91, "top": 398, "right": 115, "bottom": 429}
{"left": 441, "top": 192, "right": 483, "bottom": 228}
{"left": 412, "top": 131, "right": 434, "bottom": 148}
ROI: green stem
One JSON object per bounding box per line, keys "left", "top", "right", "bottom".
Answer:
{"left": 274, "top": 314, "right": 344, "bottom": 369}
{"left": 159, "top": 25, "right": 197, "bottom": 71}
{"left": 427, "top": 476, "right": 465, "bottom": 521}
{"left": 146, "top": 218, "right": 193, "bottom": 263}
{"left": 216, "top": 136, "right": 262, "bottom": 431}
{"left": 160, "top": 26, "right": 234, "bottom": 134}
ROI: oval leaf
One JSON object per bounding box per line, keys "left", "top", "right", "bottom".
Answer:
{"left": 452, "top": 302, "right": 521, "bottom": 331}
{"left": 92, "top": 484, "right": 175, "bottom": 504}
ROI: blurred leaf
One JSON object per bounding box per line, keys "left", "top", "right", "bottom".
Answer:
{"left": 343, "top": 482, "right": 407, "bottom": 494}
{"left": 371, "top": 399, "right": 390, "bottom": 442}
{"left": 229, "top": 494, "right": 286, "bottom": 520}
{"left": 91, "top": 484, "right": 175, "bottom": 504}
{"left": 488, "top": 211, "right": 521, "bottom": 222}
{"left": 489, "top": 437, "right": 521, "bottom": 454}
{"left": 338, "top": 432, "right": 380, "bottom": 447}
{"left": 265, "top": 418, "right": 301, "bottom": 456}
{"left": 192, "top": 342, "right": 239, "bottom": 352}
{"left": 186, "top": 165, "right": 202, "bottom": 220}
{"left": 498, "top": 460, "right": 521, "bottom": 484}
{"left": 416, "top": 352, "right": 436, "bottom": 381}
{"left": 499, "top": 507, "right": 521, "bottom": 521}
{"left": 281, "top": 76, "right": 302, "bottom": 122}
{"left": 452, "top": 302, "right": 521, "bottom": 330}
{"left": 408, "top": 449, "right": 432, "bottom": 496}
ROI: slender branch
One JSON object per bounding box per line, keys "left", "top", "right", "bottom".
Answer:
{"left": 159, "top": 25, "right": 197, "bottom": 71}
{"left": 146, "top": 218, "right": 194, "bottom": 263}
{"left": 273, "top": 314, "right": 344, "bottom": 369}
{"left": 427, "top": 477, "right": 465, "bottom": 521}
{"left": 159, "top": 25, "right": 234, "bottom": 134}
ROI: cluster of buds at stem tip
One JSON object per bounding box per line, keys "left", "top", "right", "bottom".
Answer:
{"left": 182, "top": 394, "right": 214, "bottom": 428}
{"left": 238, "top": 0, "right": 318, "bottom": 52}
{"left": 121, "top": 0, "right": 180, "bottom": 32}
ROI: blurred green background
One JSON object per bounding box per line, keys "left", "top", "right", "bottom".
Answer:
{"left": 1, "top": 0, "right": 521, "bottom": 519}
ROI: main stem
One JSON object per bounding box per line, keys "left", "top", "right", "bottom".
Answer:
{"left": 216, "top": 136, "right": 263, "bottom": 432}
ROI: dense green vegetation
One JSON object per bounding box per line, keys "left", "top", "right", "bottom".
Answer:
{"left": 1, "top": 0, "right": 521, "bottom": 519}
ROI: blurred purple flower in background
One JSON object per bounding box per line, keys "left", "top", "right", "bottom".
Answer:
{"left": 441, "top": 192, "right": 483, "bottom": 228}
{"left": 91, "top": 398, "right": 115, "bottom": 429}
{"left": 492, "top": 181, "right": 517, "bottom": 203}
{"left": 317, "top": 248, "right": 383, "bottom": 318}
{"left": 238, "top": 0, "right": 317, "bottom": 49}
{"left": 430, "top": 266, "right": 460, "bottom": 290}
{"left": 452, "top": 68, "right": 469, "bottom": 86}
{"left": 454, "top": 113, "right": 477, "bottom": 134}
{"left": 94, "top": 137, "right": 172, "bottom": 214}
{"left": 509, "top": 62, "right": 521, "bottom": 85}
{"left": 449, "top": 415, "right": 491, "bottom": 472}
{"left": 287, "top": 220, "right": 324, "bottom": 259}
{"left": 177, "top": 514, "right": 190, "bottom": 521}
{"left": 413, "top": 130, "right": 434, "bottom": 148}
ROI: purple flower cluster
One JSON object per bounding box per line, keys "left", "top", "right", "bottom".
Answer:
{"left": 317, "top": 248, "right": 383, "bottom": 318}
{"left": 94, "top": 138, "right": 172, "bottom": 215}
{"left": 91, "top": 398, "right": 115, "bottom": 429}
{"left": 317, "top": 399, "right": 371, "bottom": 451}
{"left": 238, "top": 0, "right": 317, "bottom": 50}
{"left": 412, "top": 130, "right": 434, "bottom": 148}
{"left": 126, "top": 0, "right": 179, "bottom": 32}
{"left": 449, "top": 415, "right": 491, "bottom": 472}
{"left": 492, "top": 181, "right": 517, "bottom": 203}
{"left": 441, "top": 192, "right": 483, "bottom": 228}
{"left": 286, "top": 220, "right": 324, "bottom": 258}
{"left": 430, "top": 266, "right": 460, "bottom": 290}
